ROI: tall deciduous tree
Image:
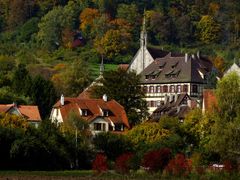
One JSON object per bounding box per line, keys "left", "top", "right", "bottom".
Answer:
{"left": 208, "top": 73, "right": 240, "bottom": 160}
{"left": 197, "top": 15, "right": 221, "bottom": 44}
{"left": 91, "top": 68, "right": 148, "bottom": 125}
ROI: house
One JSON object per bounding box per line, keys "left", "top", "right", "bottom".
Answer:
{"left": 224, "top": 62, "right": 240, "bottom": 77}
{"left": 151, "top": 93, "right": 196, "bottom": 122}
{"left": 0, "top": 103, "right": 42, "bottom": 127}
{"left": 128, "top": 14, "right": 215, "bottom": 115}
{"left": 50, "top": 95, "right": 130, "bottom": 135}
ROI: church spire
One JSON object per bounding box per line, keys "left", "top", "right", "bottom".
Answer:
{"left": 100, "top": 55, "right": 104, "bottom": 76}
{"left": 140, "top": 9, "right": 147, "bottom": 48}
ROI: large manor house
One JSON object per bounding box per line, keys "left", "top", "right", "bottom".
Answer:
{"left": 128, "top": 17, "right": 215, "bottom": 116}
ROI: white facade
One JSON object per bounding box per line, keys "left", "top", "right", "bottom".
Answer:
{"left": 50, "top": 108, "right": 64, "bottom": 123}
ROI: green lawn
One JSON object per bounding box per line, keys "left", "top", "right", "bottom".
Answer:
{"left": 90, "top": 63, "right": 118, "bottom": 79}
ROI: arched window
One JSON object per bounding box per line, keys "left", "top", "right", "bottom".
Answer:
{"left": 177, "top": 85, "right": 181, "bottom": 93}
{"left": 170, "top": 85, "right": 175, "bottom": 93}
{"left": 150, "top": 86, "right": 154, "bottom": 93}
{"left": 156, "top": 86, "right": 161, "bottom": 93}
{"left": 163, "top": 85, "right": 168, "bottom": 93}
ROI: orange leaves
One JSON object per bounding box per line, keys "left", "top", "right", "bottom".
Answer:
{"left": 79, "top": 8, "right": 100, "bottom": 32}
{"left": 212, "top": 56, "right": 225, "bottom": 74}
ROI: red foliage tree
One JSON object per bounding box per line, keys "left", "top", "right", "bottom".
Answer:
{"left": 165, "top": 153, "right": 192, "bottom": 177}
{"left": 92, "top": 153, "right": 108, "bottom": 174}
{"left": 115, "top": 152, "right": 134, "bottom": 174}
{"left": 223, "top": 160, "right": 234, "bottom": 173}
{"left": 142, "top": 148, "right": 172, "bottom": 172}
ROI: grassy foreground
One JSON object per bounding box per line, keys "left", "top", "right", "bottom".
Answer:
{"left": 0, "top": 170, "right": 239, "bottom": 180}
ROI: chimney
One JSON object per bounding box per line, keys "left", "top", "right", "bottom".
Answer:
{"left": 103, "top": 94, "right": 107, "bottom": 102}
{"left": 60, "top": 94, "right": 64, "bottom": 106}
{"left": 185, "top": 53, "right": 188, "bottom": 63}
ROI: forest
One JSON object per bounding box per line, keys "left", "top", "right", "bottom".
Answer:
{"left": 0, "top": 0, "right": 240, "bottom": 112}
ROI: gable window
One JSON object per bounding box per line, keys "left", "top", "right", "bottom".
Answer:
{"left": 177, "top": 85, "right": 181, "bottom": 93}
{"left": 183, "top": 85, "right": 188, "bottom": 92}
{"left": 94, "top": 123, "right": 106, "bottom": 131}
{"left": 170, "top": 85, "right": 175, "bottom": 93}
{"left": 192, "top": 85, "right": 198, "bottom": 93}
{"left": 103, "top": 110, "right": 109, "bottom": 117}
{"left": 163, "top": 85, "right": 168, "bottom": 93}
{"left": 82, "top": 109, "right": 88, "bottom": 116}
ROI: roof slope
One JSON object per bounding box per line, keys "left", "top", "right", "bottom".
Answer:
{"left": 140, "top": 53, "right": 213, "bottom": 84}
{"left": 54, "top": 98, "right": 130, "bottom": 128}
{"left": 0, "top": 104, "right": 41, "bottom": 121}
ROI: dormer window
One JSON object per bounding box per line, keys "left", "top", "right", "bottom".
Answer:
{"left": 145, "top": 75, "right": 149, "bottom": 80}
{"left": 103, "top": 110, "right": 109, "bottom": 117}
{"left": 80, "top": 109, "right": 88, "bottom": 116}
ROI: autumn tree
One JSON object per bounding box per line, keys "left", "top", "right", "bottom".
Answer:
{"left": 91, "top": 68, "right": 148, "bottom": 125}
{"left": 208, "top": 73, "right": 240, "bottom": 160}
{"left": 197, "top": 15, "right": 221, "bottom": 44}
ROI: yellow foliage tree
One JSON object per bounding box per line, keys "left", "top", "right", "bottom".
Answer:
{"left": 212, "top": 56, "right": 225, "bottom": 75}
{"left": 79, "top": 8, "right": 100, "bottom": 32}
{"left": 0, "top": 113, "right": 29, "bottom": 129}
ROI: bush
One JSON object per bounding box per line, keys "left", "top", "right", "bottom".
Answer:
{"left": 142, "top": 148, "right": 172, "bottom": 173}
{"left": 93, "top": 132, "right": 133, "bottom": 160}
{"left": 165, "top": 153, "right": 192, "bottom": 177}
{"left": 115, "top": 152, "right": 134, "bottom": 174}
{"left": 92, "top": 153, "right": 108, "bottom": 174}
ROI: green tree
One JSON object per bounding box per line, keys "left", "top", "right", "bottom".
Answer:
{"left": 197, "top": 15, "right": 221, "bottom": 44}
{"left": 30, "top": 75, "right": 57, "bottom": 119}
{"left": 91, "top": 69, "right": 148, "bottom": 125}
{"left": 37, "top": 7, "right": 65, "bottom": 50}
{"left": 208, "top": 73, "right": 240, "bottom": 160}
{"left": 52, "top": 59, "right": 92, "bottom": 97}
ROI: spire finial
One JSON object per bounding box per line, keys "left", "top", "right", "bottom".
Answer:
{"left": 140, "top": 9, "right": 147, "bottom": 48}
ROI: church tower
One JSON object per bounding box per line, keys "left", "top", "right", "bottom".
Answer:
{"left": 128, "top": 11, "right": 154, "bottom": 74}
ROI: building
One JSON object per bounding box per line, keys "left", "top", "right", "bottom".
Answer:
{"left": 151, "top": 93, "right": 196, "bottom": 122}
{"left": 0, "top": 103, "right": 42, "bottom": 127}
{"left": 224, "top": 62, "right": 240, "bottom": 77}
{"left": 50, "top": 95, "right": 130, "bottom": 135}
{"left": 127, "top": 14, "right": 215, "bottom": 116}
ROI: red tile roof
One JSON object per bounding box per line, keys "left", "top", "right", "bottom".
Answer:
{"left": 203, "top": 89, "right": 218, "bottom": 112}
{"left": 53, "top": 98, "right": 130, "bottom": 128}
{"left": 0, "top": 104, "right": 42, "bottom": 122}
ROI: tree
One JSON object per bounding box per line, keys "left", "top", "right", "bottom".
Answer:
{"left": 91, "top": 69, "right": 148, "bottom": 125}
{"left": 208, "top": 73, "right": 240, "bottom": 160}
{"left": 37, "top": 7, "right": 65, "bottom": 50}
{"left": 30, "top": 75, "right": 57, "bottom": 119}
{"left": 52, "top": 59, "right": 92, "bottom": 97}
{"left": 196, "top": 15, "right": 221, "bottom": 44}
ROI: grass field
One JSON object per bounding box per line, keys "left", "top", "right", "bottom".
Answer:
{"left": 90, "top": 63, "right": 118, "bottom": 78}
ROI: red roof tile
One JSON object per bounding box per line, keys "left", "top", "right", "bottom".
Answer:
{"left": 54, "top": 98, "right": 130, "bottom": 128}
{"left": 0, "top": 104, "right": 41, "bottom": 122}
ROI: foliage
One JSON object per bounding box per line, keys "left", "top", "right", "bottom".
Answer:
{"left": 0, "top": 113, "right": 28, "bottom": 129}
{"left": 115, "top": 152, "right": 134, "bottom": 174}
{"left": 142, "top": 148, "right": 172, "bottom": 173}
{"left": 208, "top": 73, "right": 240, "bottom": 160}
{"left": 92, "top": 69, "right": 148, "bottom": 125}
{"left": 93, "top": 132, "right": 133, "bottom": 160}
{"left": 52, "top": 59, "right": 92, "bottom": 96}
{"left": 165, "top": 153, "right": 192, "bottom": 177}
{"left": 127, "top": 122, "right": 170, "bottom": 149}
{"left": 196, "top": 15, "right": 221, "bottom": 44}
{"left": 92, "top": 153, "right": 108, "bottom": 174}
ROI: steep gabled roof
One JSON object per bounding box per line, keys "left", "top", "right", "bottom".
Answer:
{"left": 0, "top": 104, "right": 41, "bottom": 122}
{"left": 53, "top": 98, "right": 130, "bottom": 128}
{"left": 140, "top": 54, "right": 213, "bottom": 84}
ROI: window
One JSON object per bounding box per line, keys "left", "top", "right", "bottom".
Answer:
{"left": 183, "top": 85, "right": 188, "bottom": 92}
{"left": 145, "top": 75, "right": 149, "bottom": 80}
{"left": 94, "top": 123, "right": 106, "bottom": 131}
{"left": 177, "top": 85, "right": 181, "bottom": 93}
{"left": 156, "top": 86, "right": 161, "bottom": 93}
{"left": 82, "top": 109, "right": 88, "bottom": 116}
{"left": 150, "top": 86, "right": 154, "bottom": 93}
{"left": 163, "top": 85, "right": 168, "bottom": 93}
{"left": 157, "top": 101, "right": 161, "bottom": 107}
{"left": 170, "top": 85, "right": 175, "bottom": 93}
{"left": 150, "top": 101, "right": 155, "bottom": 107}
{"left": 115, "top": 124, "right": 124, "bottom": 131}
{"left": 143, "top": 86, "right": 148, "bottom": 93}
{"left": 103, "top": 110, "right": 109, "bottom": 117}
{"left": 192, "top": 85, "right": 198, "bottom": 93}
